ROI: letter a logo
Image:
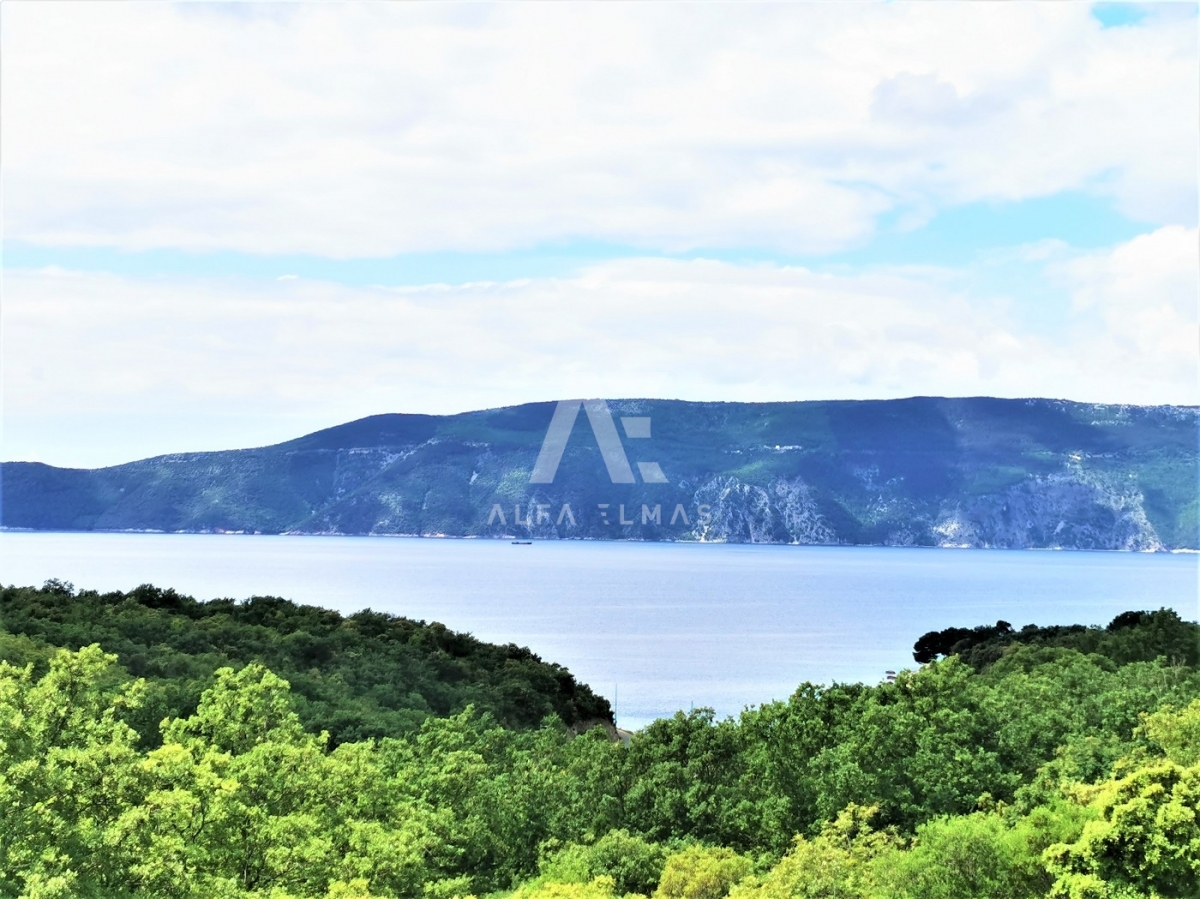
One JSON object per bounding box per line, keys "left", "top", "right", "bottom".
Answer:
{"left": 530, "top": 400, "right": 668, "bottom": 485}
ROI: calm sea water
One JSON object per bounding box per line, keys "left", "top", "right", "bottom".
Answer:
{"left": 1, "top": 532, "right": 1197, "bottom": 729}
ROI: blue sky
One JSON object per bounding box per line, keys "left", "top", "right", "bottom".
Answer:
{"left": 1092, "top": 3, "right": 1151, "bottom": 28}
{"left": 1, "top": 1, "right": 1197, "bottom": 467}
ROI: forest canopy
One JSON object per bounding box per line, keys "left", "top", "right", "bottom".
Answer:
{"left": 0, "top": 580, "right": 612, "bottom": 745}
{"left": 1, "top": 581, "right": 1198, "bottom": 899}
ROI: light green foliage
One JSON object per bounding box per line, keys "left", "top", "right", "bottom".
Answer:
{"left": 538, "top": 830, "right": 667, "bottom": 896}
{"left": 162, "top": 663, "right": 310, "bottom": 753}
{"left": 1046, "top": 754, "right": 1200, "bottom": 898}
{"left": 510, "top": 877, "right": 619, "bottom": 899}
{"left": 0, "top": 649, "right": 439, "bottom": 899}
{"left": 1142, "top": 699, "right": 1200, "bottom": 767}
{"left": 1, "top": 607, "right": 1198, "bottom": 898}
{"left": 884, "top": 811, "right": 1055, "bottom": 899}
{"left": 0, "top": 645, "right": 145, "bottom": 896}
{"left": 653, "top": 846, "right": 751, "bottom": 899}
{"left": 1037, "top": 703, "right": 1200, "bottom": 898}
{"left": 729, "top": 804, "right": 896, "bottom": 899}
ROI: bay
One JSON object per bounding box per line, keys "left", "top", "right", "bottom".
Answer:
{"left": 1, "top": 531, "right": 1196, "bottom": 729}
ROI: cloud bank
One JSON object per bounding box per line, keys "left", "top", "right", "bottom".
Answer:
{"left": 3, "top": 2, "right": 1195, "bottom": 256}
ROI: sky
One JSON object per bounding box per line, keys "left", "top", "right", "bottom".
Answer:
{"left": 1, "top": 1, "right": 1198, "bottom": 468}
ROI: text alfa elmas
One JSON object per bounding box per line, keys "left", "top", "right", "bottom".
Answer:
{"left": 487, "top": 502, "right": 713, "bottom": 527}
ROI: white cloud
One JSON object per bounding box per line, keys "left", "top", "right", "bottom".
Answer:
{"left": 1056, "top": 225, "right": 1200, "bottom": 394}
{"left": 1, "top": 2, "right": 1195, "bottom": 257}
{"left": 4, "top": 227, "right": 1195, "bottom": 467}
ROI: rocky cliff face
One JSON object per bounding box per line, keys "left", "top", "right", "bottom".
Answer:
{"left": 3, "top": 397, "right": 1197, "bottom": 549}
{"left": 682, "top": 467, "right": 1166, "bottom": 549}
{"left": 934, "top": 469, "right": 1164, "bottom": 551}
{"left": 694, "top": 476, "right": 839, "bottom": 544}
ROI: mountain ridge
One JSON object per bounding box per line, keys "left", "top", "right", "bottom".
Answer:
{"left": 3, "top": 396, "right": 1197, "bottom": 549}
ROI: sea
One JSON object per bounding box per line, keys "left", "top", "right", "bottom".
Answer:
{"left": 1, "top": 531, "right": 1197, "bottom": 730}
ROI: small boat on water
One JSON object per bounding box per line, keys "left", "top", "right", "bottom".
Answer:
{"left": 512, "top": 540, "right": 532, "bottom": 545}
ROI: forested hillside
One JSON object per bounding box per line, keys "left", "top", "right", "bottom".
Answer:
{"left": 4, "top": 397, "right": 1197, "bottom": 549}
{"left": 1, "top": 582, "right": 1198, "bottom": 898}
{"left": 0, "top": 581, "right": 611, "bottom": 744}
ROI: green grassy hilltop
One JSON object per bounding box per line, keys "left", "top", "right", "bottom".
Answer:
{"left": 1, "top": 581, "right": 1198, "bottom": 898}
{"left": 3, "top": 397, "right": 1198, "bottom": 548}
